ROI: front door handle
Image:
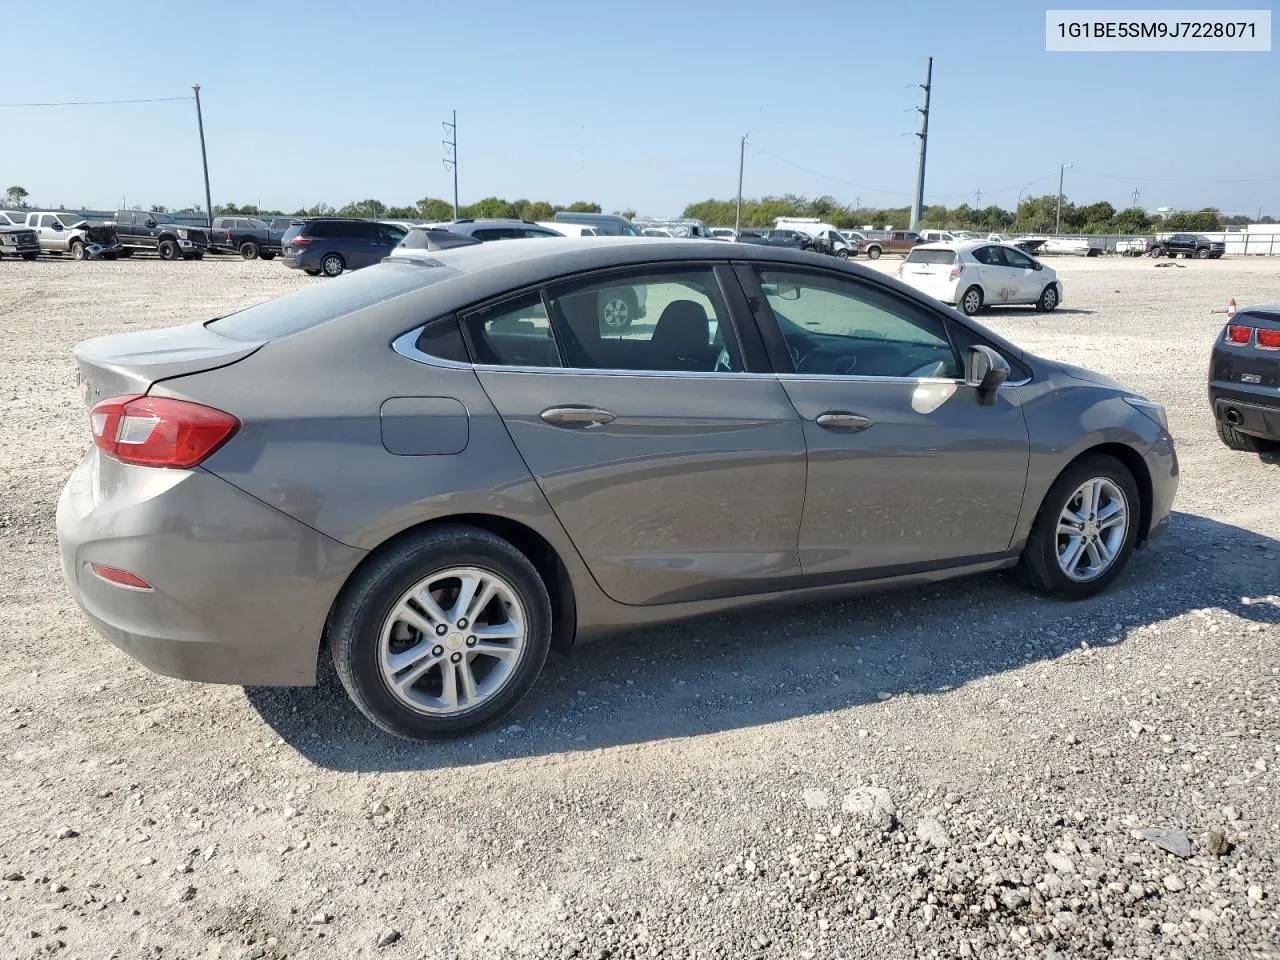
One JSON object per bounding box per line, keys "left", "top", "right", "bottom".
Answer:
{"left": 815, "top": 411, "right": 873, "bottom": 431}
{"left": 539, "top": 405, "right": 616, "bottom": 427}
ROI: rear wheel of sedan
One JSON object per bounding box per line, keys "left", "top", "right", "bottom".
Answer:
{"left": 321, "top": 253, "right": 345, "bottom": 277}
{"left": 960, "top": 285, "right": 983, "bottom": 316}
{"left": 331, "top": 525, "right": 553, "bottom": 740}
{"left": 1036, "top": 285, "right": 1059, "bottom": 312}
{"left": 1019, "top": 454, "right": 1140, "bottom": 600}
{"left": 1215, "top": 420, "right": 1278, "bottom": 453}
{"left": 599, "top": 290, "right": 633, "bottom": 330}
{"left": 239, "top": 241, "right": 260, "bottom": 260}
{"left": 157, "top": 239, "right": 179, "bottom": 261}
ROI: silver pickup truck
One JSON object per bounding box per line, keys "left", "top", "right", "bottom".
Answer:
{"left": 23, "top": 211, "right": 124, "bottom": 260}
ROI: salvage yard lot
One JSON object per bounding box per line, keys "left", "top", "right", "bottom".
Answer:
{"left": 0, "top": 255, "right": 1276, "bottom": 959}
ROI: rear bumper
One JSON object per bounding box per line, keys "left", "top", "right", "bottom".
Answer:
{"left": 1210, "top": 385, "right": 1280, "bottom": 441}
{"left": 56, "top": 452, "right": 366, "bottom": 686}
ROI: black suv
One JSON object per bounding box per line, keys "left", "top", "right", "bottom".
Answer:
{"left": 1152, "top": 233, "right": 1225, "bottom": 260}
{"left": 280, "top": 219, "right": 407, "bottom": 276}
{"left": 114, "top": 211, "right": 210, "bottom": 260}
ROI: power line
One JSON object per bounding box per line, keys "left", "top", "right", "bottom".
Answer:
{"left": 1078, "top": 169, "right": 1280, "bottom": 184}
{"left": 0, "top": 95, "right": 192, "bottom": 108}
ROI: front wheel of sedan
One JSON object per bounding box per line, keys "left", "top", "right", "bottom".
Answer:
{"left": 1019, "top": 455, "right": 1141, "bottom": 600}
{"left": 1036, "top": 285, "right": 1059, "bottom": 312}
{"left": 331, "top": 526, "right": 553, "bottom": 740}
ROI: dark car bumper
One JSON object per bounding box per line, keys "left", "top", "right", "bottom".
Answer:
{"left": 1210, "top": 383, "right": 1280, "bottom": 441}
{"left": 56, "top": 451, "right": 366, "bottom": 686}
{"left": 281, "top": 250, "right": 321, "bottom": 271}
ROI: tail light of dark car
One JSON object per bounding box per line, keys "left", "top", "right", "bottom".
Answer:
{"left": 89, "top": 395, "right": 240, "bottom": 468}
{"left": 1225, "top": 324, "right": 1280, "bottom": 350}
{"left": 288, "top": 236, "right": 312, "bottom": 248}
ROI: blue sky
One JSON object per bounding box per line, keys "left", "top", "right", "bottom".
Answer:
{"left": 4, "top": 1, "right": 1277, "bottom": 216}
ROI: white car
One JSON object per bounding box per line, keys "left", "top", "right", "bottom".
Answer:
{"left": 897, "top": 241, "right": 1062, "bottom": 316}
{"left": 709, "top": 227, "right": 737, "bottom": 241}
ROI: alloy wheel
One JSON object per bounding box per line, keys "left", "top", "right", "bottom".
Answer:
{"left": 378, "top": 567, "right": 527, "bottom": 716}
{"left": 602, "top": 298, "right": 630, "bottom": 329}
{"left": 1056, "top": 478, "right": 1129, "bottom": 582}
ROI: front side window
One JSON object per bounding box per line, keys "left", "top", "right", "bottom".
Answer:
{"left": 756, "top": 268, "right": 959, "bottom": 379}
{"left": 546, "top": 268, "right": 742, "bottom": 373}
{"left": 40, "top": 215, "right": 57, "bottom": 227}
{"left": 1003, "top": 248, "right": 1036, "bottom": 269}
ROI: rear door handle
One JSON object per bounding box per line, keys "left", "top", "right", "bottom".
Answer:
{"left": 815, "top": 411, "right": 873, "bottom": 431}
{"left": 539, "top": 405, "right": 616, "bottom": 427}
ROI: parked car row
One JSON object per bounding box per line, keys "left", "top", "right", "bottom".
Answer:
{"left": 0, "top": 209, "right": 210, "bottom": 261}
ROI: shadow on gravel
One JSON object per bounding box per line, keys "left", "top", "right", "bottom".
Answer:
{"left": 245, "top": 511, "right": 1278, "bottom": 773}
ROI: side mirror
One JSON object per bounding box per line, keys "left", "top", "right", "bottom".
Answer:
{"left": 145, "top": 219, "right": 157, "bottom": 229}
{"left": 52, "top": 222, "right": 63, "bottom": 231}
{"left": 964, "top": 344, "right": 1010, "bottom": 402}
{"left": 1032, "top": 261, "right": 1043, "bottom": 271}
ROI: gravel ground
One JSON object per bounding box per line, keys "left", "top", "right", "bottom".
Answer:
{"left": 0, "top": 253, "right": 1277, "bottom": 960}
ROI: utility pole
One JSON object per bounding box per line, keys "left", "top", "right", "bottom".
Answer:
{"left": 192, "top": 84, "right": 213, "bottom": 229}
{"left": 735, "top": 134, "right": 747, "bottom": 233}
{"left": 1055, "top": 161, "right": 1072, "bottom": 234}
{"left": 855, "top": 195, "right": 862, "bottom": 210}
{"left": 908, "top": 56, "right": 932, "bottom": 232}
{"left": 1130, "top": 187, "right": 1141, "bottom": 208}
{"left": 975, "top": 188, "right": 982, "bottom": 208}
{"left": 442, "top": 111, "right": 458, "bottom": 219}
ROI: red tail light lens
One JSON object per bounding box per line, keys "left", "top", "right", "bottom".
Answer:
{"left": 88, "top": 563, "right": 153, "bottom": 590}
{"left": 949, "top": 263, "right": 965, "bottom": 281}
{"left": 290, "top": 236, "right": 311, "bottom": 247}
{"left": 1226, "top": 325, "right": 1252, "bottom": 344}
{"left": 90, "top": 395, "right": 240, "bottom": 468}
{"left": 1258, "top": 329, "right": 1280, "bottom": 349}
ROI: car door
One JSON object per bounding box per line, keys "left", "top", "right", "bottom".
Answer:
{"left": 1000, "top": 246, "right": 1045, "bottom": 302}
{"left": 470, "top": 263, "right": 808, "bottom": 606}
{"left": 34, "top": 214, "right": 57, "bottom": 251}
{"left": 737, "top": 263, "right": 1030, "bottom": 577}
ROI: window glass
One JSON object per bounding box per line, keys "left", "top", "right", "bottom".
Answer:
{"left": 547, "top": 268, "right": 742, "bottom": 373}
{"left": 473, "top": 228, "right": 520, "bottom": 241}
{"left": 414, "top": 316, "right": 470, "bottom": 364}
{"left": 464, "top": 294, "right": 560, "bottom": 368}
{"left": 209, "top": 261, "right": 457, "bottom": 341}
{"left": 40, "top": 215, "right": 56, "bottom": 227}
{"left": 756, "top": 268, "right": 959, "bottom": 379}
{"left": 904, "top": 248, "right": 956, "bottom": 265}
{"left": 1003, "top": 248, "right": 1035, "bottom": 269}
{"left": 308, "top": 221, "right": 336, "bottom": 238}
{"left": 520, "top": 228, "right": 558, "bottom": 238}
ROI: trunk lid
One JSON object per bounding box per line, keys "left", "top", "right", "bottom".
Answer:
{"left": 74, "top": 322, "right": 265, "bottom": 408}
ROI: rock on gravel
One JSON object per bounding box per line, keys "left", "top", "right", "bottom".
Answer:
{"left": 1134, "top": 826, "right": 1193, "bottom": 858}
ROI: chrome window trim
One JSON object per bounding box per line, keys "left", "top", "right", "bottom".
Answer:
{"left": 394, "top": 326, "right": 1034, "bottom": 386}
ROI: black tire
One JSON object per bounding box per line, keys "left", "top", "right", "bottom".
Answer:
{"left": 330, "top": 525, "right": 553, "bottom": 740}
{"left": 1036, "top": 284, "right": 1059, "bottom": 312}
{"left": 865, "top": 245, "right": 882, "bottom": 260}
{"left": 70, "top": 239, "right": 86, "bottom": 261}
{"left": 1215, "top": 419, "right": 1278, "bottom": 453}
{"left": 1149, "top": 246, "right": 1163, "bottom": 258}
{"left": 239, "top": 241, "right": 260, "bottom": 260}
{"left": 1195, "top": 248, "right": 1209, "bottom": 260}
{"left": 304, "top": 268, "right": 321, "bottom": 276}
{"left": 1019, "top": 454, "right": 1141, "bottom": 600}
{"left": 836, "top": 248, "right": 850, "bottom": 259}
{"left": 321, "top": 252, "right": 345, "bottom": 277}
{"left": 260, "top": 251, "right": 276, "bottom": 261}
{"left": 157, "top": 239, "right": 179, "bottom": 261}
{"left": 21, "top": 252, "right": 38, "bottom": 261}
{"left": 118, "top": 249, "right": 133, "bottom": 258}
{"left": 959, "top": 285, "right": 983, "bottom": 316}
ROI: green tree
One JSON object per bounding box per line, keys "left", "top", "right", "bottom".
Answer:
{"left": 338, "top": 198, "right": 387, "bottom": 219}
{"left": 1164, "top": 208, "right": 1221, "bottom": 231}
{"left": 562, "top": 201, "right": 601, "bottom": 213}
{"left": 3, "top": 185, "right": 29, "bottom": 208}
{"left": 149, "top": 204, "right": 169, "bottom": 214}
{"left": 616, "top": 210, "right": 636, "bottom": 220}
{"left": 416, "top": 197, "right": 455, "bottom": 221}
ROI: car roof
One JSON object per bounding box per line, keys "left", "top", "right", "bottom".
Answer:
{"left": 913, "top": 240, "right": 1018, "bottom": 253}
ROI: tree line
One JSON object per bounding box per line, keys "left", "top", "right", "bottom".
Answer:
{"left": 5, "top": 182, "right": 1271, "bottom": 234}
{"left": 211, "top": 197, "right": 613, "bottom": 222}
{"left": 681, "top": 194, "right": 1272, "bottom": 234}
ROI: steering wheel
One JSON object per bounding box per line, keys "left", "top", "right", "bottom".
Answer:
{"left": 714, "top": 348, "right": 734, "bottom": 373}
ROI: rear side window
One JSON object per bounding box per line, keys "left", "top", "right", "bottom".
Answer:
{"left": 464, "top": 294, "right": 560, "bottom": 367}
{"left": 209, "top": 262, "right": 458, "bottom": 341}
{"left": 905, "top": 248, "right": 956, "bottom": 265}
{"left": 472, "top": 228, "right": 521, "bottom": 241}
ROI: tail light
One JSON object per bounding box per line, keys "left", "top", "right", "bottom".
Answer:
{"left": 950, "top": 263, "right": 965, "bottom": 281}
{"left": 90, "top": 395, "right": 240, "bottom": 468}
{"left": 290, "top": 236, "right": 312, "bottom": 247}
{"left": 1226, "top": 325, "right": 1252, "bottom": 344}
{"left": 1258, "top": 329, "right": 1280, "bottom": 350}
{"left": 89, "top": 563, "right": 153, "bottom": 590}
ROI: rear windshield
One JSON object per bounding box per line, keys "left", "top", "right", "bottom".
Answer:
{"left": 207, "top": 261, "right": 458, "bottom": 341}
{"left": 905, "top": 248, "right": 957, "bottom": 265}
